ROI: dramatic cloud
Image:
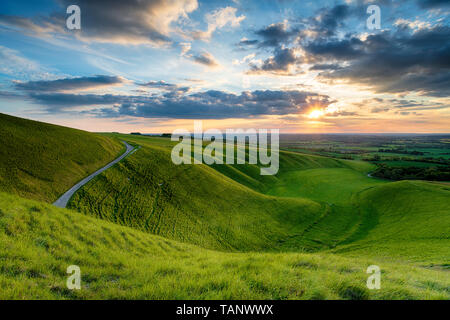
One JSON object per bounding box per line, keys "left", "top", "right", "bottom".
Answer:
{"left": 254, "top": 22, "right": 296, "bottom": 47}
{"left": 304, "top": 4, "right": 352, "bottom": 38}
{"left": 193, "top": 6, "right": 245, "bottom": 40}
{"left": 308, "top": 26, "right": 450, "bottom": 96}
{"left": 248, "top": 48, "right": 299, "bottom": 75}
{"left": 241, "top": 4, "right": 353, "bottom": 75}
{"left": 15, "top": 75, "right": 126, "bottom": 92}
{"left": 23, "top": 89, "right": 333, "bottom": 119}
{"left": 0, "top": 0, "right": 199, "bottom": 45}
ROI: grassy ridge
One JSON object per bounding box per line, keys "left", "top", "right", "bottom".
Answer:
{"left": 0, "top": 113, "right": 123, "bottom": 202}
{"left": 0, "top": 117, "right": 448, "bottom": 300}
{"left": 68, "top": 134, "right": 450, "bottom": 265}
{"left": 1, "top": 192, "right": 448, "bottom": 300}
{"left": 69, "top": 136, "right": 324, "bottom": 251}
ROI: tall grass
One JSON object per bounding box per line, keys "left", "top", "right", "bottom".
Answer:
{"left": 0, "top": 113, "right": 123, "bottom": 202}
{"left": 0, "top": 192, "right": 448, "bottom": 300}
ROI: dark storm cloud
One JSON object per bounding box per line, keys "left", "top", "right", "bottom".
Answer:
{"left": 15, "top": 75, "right": 125, "bottom": 92}
{"left": 24, "top": 89, "right": 333, "bottom": 119}
{"left": 309, "top": 26, "right": 450, "bottom": 96}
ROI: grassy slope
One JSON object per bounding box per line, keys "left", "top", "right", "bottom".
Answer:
{"left": 0, "top": 113, "right": 123, "bottom": 202}
{"left": 333, "top": 181, "right": 450, "bottom": 263}
{"left": 0, "top": 118, "right": 448, "bottom": 299}
{"left": 68, "top": 134, "right": 449, "bottom": 265}
{"left": 69, "top": 135, "right": 324, "bottom": 251}
{"left": 69, "top": 134, "right": 379, "bottom": 251}
{"left": 1, "top": 192, "right": 448, "bottom": 300}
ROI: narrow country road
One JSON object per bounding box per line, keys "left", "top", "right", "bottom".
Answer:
{"left": 53, "top": 141, "right": 136, "bottom": 208}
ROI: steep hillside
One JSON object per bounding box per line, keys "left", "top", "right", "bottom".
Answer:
{"left": 1, "top": 192, "right": 448, "bottom": 300}
{"left": 333, "top": 181, "right": 450, "bottom": 263}
{"left": 69, "top": 136, "right": 324, "bottom": 251}
{"left": 0, "top": 118, "right": 448, "bottom": 300}
{"left": 0, "top": 113, "right": 123, "bottom": 202}
{"left": 68, "top": 134, "right": 450, "bottom": 264}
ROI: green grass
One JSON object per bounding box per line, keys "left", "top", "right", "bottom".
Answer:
{"left": 1, "top": 192, "right": 448, "bottom": 300}
{"left": 69, "top": 135, "right": 324, "bottom": 251}
{"left": 0, "top": 116, "right": 449, "bottom": 299}
{"left": 333, "top": 181, "right": 450, "bottom": 263}
{"left": 0, "top": 113, "right": 123, "bottom": 202}
{"left": 67, "top": 134, "right": 449, "bottom": 263}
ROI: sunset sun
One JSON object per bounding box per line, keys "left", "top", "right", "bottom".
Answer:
{"left": 307, "top": 109, "right": 325, "bottom": 119}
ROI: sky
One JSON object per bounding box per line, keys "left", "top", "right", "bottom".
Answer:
{"left": 0, "top": 0, "right": 449, "bottom": 133}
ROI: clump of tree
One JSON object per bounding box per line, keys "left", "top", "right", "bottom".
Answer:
{"left": 378, "top": 148, "right": 425, "bottom": 155}
{"left": 372, "top": 164, "right": 450, "bottom": 181}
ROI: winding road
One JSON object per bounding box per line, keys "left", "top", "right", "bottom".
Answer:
{"left": 53, "top": 141, "right": 136, "bottom": 208}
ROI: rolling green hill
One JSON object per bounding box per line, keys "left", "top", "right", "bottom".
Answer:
{"left": 68, "top": 134, "right": 449, "bottom": 264}
{"left": 0, "top": 116, "right": 448, "bottom": 299}
{"left": 69, "top": 136, "right": 324, "bottom": 251}
{"left": 1, "top": 192, "right": 448, "bottom": 299}
{"left": 0, "top": 113, "right": 123, "bottom": 202}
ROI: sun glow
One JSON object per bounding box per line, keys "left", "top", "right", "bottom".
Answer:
{"left": 307, "top": 109, "right": 325, "bottom": 119}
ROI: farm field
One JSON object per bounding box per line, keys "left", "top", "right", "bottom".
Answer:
{"left": 280, "top": 134, "right": 450, "bottom": 162}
